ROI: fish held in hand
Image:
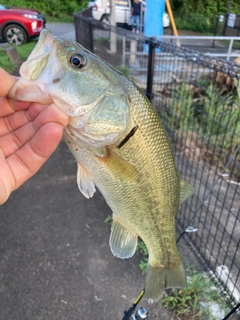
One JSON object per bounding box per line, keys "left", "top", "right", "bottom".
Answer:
{"left": 9, "top": 29, "right": 194, "bottom": 300}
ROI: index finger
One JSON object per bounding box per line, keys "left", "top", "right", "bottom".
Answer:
{"left": 0, "top": 68, "right": 32, "bottom": 117}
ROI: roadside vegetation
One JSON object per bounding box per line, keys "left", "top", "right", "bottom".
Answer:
{"left": 15, "top": 40, "right": 36, "bottom": 61}
{"left": 161, "top": 267, "right": 228, "bottom": 319}
{"left": 165, "top": 79, "right": 240, "bottom": 181}
{"left": 3, "top": 0, "right": 240, "bottom": 18}
{"left": 0, "top": 40, "right": 36, "bottom": 73}
{"left": 1, "top": 0, "right": 88, "bottom": 19}
{"left": 171, "top": 0, "right": 240, "bottom": 17}
{"left": 0, "top": 48, "right": 14, "bottom": 73}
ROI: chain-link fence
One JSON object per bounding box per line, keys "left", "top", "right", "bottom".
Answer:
{"left": 75, "top": 8, "right": 240, "bottom": 318}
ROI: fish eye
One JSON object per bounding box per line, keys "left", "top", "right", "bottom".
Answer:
{"left": 70, "top": 54, "right": 86, "bottom": 69}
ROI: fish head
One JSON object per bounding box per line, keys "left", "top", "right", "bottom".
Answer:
{"left": 9, "top": 29, "right": 131, "bottom": 147}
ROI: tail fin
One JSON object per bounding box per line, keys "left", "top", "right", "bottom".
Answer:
{"left": 145, "top": 262, "right": 186, "bottom": 300}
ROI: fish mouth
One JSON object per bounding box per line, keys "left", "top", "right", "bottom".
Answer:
{"left": 8, "top": 78, "right": 53, "bottom": 104}
{"left": 8, "top": 29, "right": 60, "bottom": 104}
{"left": 8, "top": 29, "right": 106, "bottom": 117}
{"left": 9, "top": 75, "right": 106, "bottom": 118}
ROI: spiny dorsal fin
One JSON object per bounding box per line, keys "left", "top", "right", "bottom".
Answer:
{"left": 110, "top": 218, "right": 138, "bottom": 259}
{"left": 179, "top": 177, "right": 194, "bottom": 204}
{"left": 77, "top": 163, "right": 96, "bottom": 199}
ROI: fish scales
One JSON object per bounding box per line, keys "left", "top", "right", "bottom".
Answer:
{"left": 65, "top": 80, "right": 183, "bottom": 298}
{"left": 8, "top": 29, "right": 194, "bottom": 300}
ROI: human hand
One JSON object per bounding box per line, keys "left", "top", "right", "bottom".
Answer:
{"left": 0, "top": 68, "right": 69, "bottom": 205}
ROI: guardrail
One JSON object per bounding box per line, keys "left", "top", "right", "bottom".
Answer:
{"left": 158, "top": 35, "right": 240, "bottom": 61}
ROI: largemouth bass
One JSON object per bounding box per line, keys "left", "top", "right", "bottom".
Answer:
{"left": 9, "top": 29, "right": 194, "bottom": 300}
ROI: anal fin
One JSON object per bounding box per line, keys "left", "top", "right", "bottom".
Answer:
{"left": 77, "top": 163, "right": 96, "bottom": 199}
{"left": 110, "top": 218, "right": 138, "bottom": 259}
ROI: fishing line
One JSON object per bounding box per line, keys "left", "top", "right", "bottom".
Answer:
{"left": 177, "top": 143, "right": 240, "bottom": 243}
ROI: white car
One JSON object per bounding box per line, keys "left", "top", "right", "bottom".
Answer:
{"left": 88, "top": 0, "right": 131, "bottom": 25}
{"left": 88, "top": 0, "right": 170, "bottom": 28}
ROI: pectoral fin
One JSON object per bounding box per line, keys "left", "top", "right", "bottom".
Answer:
{"left": 110, "top": 218, "right": 138, "bottom": 259}
{"left": 97, "top": 148, "right": 138, "bottom": 182}
{"left": 179, "top": 177, "right": 194, "bottom": 204}
{"left": 77, "top": 163, "right": 96, "bottom": 198}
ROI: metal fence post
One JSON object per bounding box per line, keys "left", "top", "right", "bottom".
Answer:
{"left": 212, "top": 15, "right": 219, "bottom": 47}
{"left": 89, "top": 21, "right": 94, "bottom": 53}
{"left": 223, "top": 2, "right": 232, "bottom": 36}
{"left": 145, "top": 38, "right": 156, "bottom": 101}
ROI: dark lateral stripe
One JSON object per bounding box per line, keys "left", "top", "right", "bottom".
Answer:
{"left": 117, "top": 125, "right": 139, "bottom": 149}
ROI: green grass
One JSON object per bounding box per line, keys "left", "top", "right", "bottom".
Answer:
{"left": 46, "top": 15, "right": 74, "bottom": 23}
{"left": 16, "top": 40, "right": 37, "bottom": 61}
{"left": 217, "top": 39, "right": 240, "bottom": 50}
{"left": 0, "top": 40, "right": 36, "bottom": 73}
{"left": 0, "top": 48, "right": 15, "bottom": 73}
{"left": 161, "top": 266, "right": 228, "bottom": 319}
{"left": 137, "top": 239, "right": 148, "bottom": 275}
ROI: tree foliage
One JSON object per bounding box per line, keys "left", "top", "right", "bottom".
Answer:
{"left": 2, "top": 0, "right": 88, "bottom": 18}
{"left": 170, "top": 0, "right": 240, "bottom": 16}
{"left": 5, "top": 0, "right": 240, "bottom": 18}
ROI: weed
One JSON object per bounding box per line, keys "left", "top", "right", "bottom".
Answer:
{"left": 16, "top": 41, "right": 37, "bottom": 62}
{"left": 116, "top": 65, "right": 131, "bottom": 78}
{"left": 161, "top": 266, "right": 228, "bottom": 319}
{"left": 0, "top": 48, "right": 14, "bottom": 72}
{"left": 96, "top": 37, "right": 109, "bottom": 44}
{"left": 166, "top": 80, "right": 240, "bottom": 180}
{"left": 0, "top": 41, "right": 36, "bottom": 74}
{"left": 137, "top": 239, "right": 148, "bottom": 275}
{"left": 174, "top": 14, "right": 216, "bottom": 34}
{"left": 104, "top": 215, "right": 113, "bottom": 225}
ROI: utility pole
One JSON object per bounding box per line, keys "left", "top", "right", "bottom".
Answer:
{"left": 109, "top": 0, "right": 117, "bottom": 53}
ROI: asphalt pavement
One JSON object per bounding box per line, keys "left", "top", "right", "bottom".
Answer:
{"left": 0, "top": 141, "right": 147, "bottom": 320}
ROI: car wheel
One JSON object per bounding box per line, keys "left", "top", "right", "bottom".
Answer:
{"left": 3, "top": 24, "right": 28, "bottom": 45}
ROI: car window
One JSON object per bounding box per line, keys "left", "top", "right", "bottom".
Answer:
{"left": 116, "top": 0, "right": 130, "bottom": 7}
{"left": 0, "top": 5, "right": 6, "bottom": 9}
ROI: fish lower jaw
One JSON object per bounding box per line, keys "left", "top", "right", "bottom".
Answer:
{"left": 9, "top": 79, "right": 52, "bottom": 104}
